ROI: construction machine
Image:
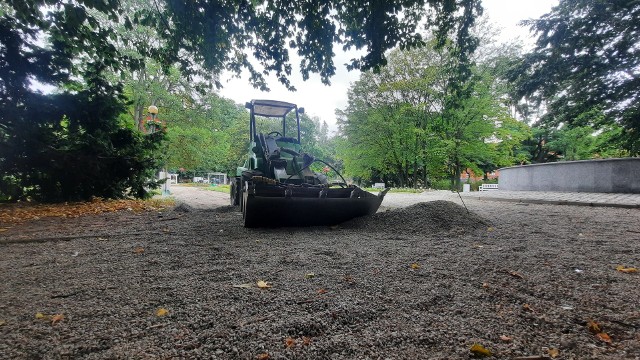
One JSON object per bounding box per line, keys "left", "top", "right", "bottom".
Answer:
{"left": 230, "top": 99, "right": 388, "bottom": 227}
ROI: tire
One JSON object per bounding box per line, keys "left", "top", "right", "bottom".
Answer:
{"left": 239, "top": 179, "right": 246, "bottom": 213}
{"left": 230, "top": 177, "right": 240, "bottom": 206}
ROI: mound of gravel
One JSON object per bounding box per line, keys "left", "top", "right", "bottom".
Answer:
{"left": 172, "top": 202, "right": 193, "bottom": 213}
{"left": 343, "top": 200, "right": 488, "bottom": 234}
{"left": 213, "top": 205, "right": 239, "bottom": 213}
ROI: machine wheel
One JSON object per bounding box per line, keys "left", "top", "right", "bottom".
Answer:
{"left": 239, "top": 179, "right": 246, "bottom": 213}
{"left": 242, "top": 187, "right": 248, "bottom": 222}
{"left": 230, "top": 177, "right": 240, "bottom": 206}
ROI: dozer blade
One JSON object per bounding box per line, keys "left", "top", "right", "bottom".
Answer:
{"left": 242, "top": 185, "right": 388, "bottom": 228}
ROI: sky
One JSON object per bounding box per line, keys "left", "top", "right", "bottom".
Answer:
{"left": 218, "top": 0, "right": 559, "bottom": 132}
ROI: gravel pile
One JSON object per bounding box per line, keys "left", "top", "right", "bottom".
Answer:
{"left": 343, "top": 200, "right": 488, "bottom": 235}
{"left": 1, "top": 192, "right": 639, "bottom": 359}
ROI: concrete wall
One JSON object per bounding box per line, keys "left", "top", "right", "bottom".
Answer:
{"left": 499, "top": 158, "right": 640, "bottom": 193}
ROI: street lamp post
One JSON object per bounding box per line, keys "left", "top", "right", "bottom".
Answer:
{"left": 147, "top": 105, "right": 159, "bottom": 133}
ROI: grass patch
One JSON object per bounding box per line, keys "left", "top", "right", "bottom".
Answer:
{"left": 204, "top": 184, "right": 231, "bottom": 194}
{"left": 362, "top": 187, "right": 425, "bottom": 193}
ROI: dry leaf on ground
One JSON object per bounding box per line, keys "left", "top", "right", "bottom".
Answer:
{"left": 284, "top": 337, "right": 296, "bottom": 348}
{"left": 596, "top": 332, "right": 612, "bottom": 344}
{"left": 304, "top": 273, "right": 315, "bottom": 279}
{"left": 470, "top": 343, "right": 492, "bottom": 357}
{"left": 616, "top": 265, "right": 637, "bottom": 273}
{"left": 35, "top": 312, "right": 46, "bottom": 320}
{"left": 317, "top": 288, "right": 328, "bottom": 294}
{"left": 50, "top": 314, "right": 64, "bottom": 325}
{"left": 522, "top": 303, "right": 534, "bottom": 312}
{"left": 256, "top": 353, "right": 270, "bottom": 360}
{"left": 548, "top": 348, "right": 560, "bottom": 358}
{"left": 508, "top": 270, "right": 524, "bottom": 279}
{"left": 156, "top": 308, "right": 169, "bottom": 317}
{"left": 0, "top": 198, "right": 172, "bottom": 225}
{"left": 257, "top": 280, "right": 272, "bottom": 289}
{"left": 133, "top": 246, "right": 145, "bottom": 254}
{"left": 302, "top": 336, "right": 311, "bottom": 346}
{"left": 587, "top": 319, "right": 601, "bottom": 334}
{"left": 0, "top": 320, "right": 6, "bottom": 326}
{"left": 500, "top": 335, "right": 512, "bottom": 342}
{"left": 410, "top": 263, "right": 420, "bottom": 269}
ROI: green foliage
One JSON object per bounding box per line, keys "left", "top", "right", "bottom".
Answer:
{"left": 0, "top": 1, "right": 163, "bottom": 202}
{"left": 510, "top": 0, "right": 640, "bottom": 153}
{"left": 1, "top": 0, "right": 483, "bottom": 202}
{"left": 337, "top": 35, "right": 528, "bottom": 188}
{"left": 154, "top": 0, "right": 482, "bottom": 90}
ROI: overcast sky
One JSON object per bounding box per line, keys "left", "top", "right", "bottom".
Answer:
{"left": 218, "top": 0, "right": 559, "bottom": 131}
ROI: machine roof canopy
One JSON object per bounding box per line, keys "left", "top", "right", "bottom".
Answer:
{"left": 250, "top": 99, "right": 297, "bottom": 117}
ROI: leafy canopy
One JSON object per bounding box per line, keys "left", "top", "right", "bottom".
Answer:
{"left": 509, "top": 0, "right": 640, "bottom": 153}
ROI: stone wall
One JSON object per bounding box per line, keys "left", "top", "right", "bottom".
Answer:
{"left": 499, "top": 158, "right": 640, "bottom": 193}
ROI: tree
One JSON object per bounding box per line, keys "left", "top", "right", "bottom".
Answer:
{"left": 337, "top": 29, "right": 528, "bottom": 189}
{"left": 509, "top": 0, "right": 640, "bottom": 153}
{"left": 1, "top": 0, "right": 482, "bottom": 201}
{"left": 156, "top": 0, "right": 482, "bottom": 89}
{"left": 0, "top": 3, "right": 163, "bottom": 202}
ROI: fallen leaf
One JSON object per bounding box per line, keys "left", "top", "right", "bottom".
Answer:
{"left": 587, "top": 319, "right": 601, "bottom": 334}
{"left": 256, "top": 353, "right": 270, "bottom": 360}
{"left": 410, "top": 263, "right": 420, "bottom": 269}
{"left": 509, "top": 270, "right": 524, "bottom": 279}
{"left": 302, "top": 336, "right": 311, "bottom": 346}
{"left": 616, "top": 265, "right": 637, "bottom": 273}
{"left": 548, "top": 348, "right": 559, "bottom": 358}
{"left": 133, "top": 246, "right": 145, "bottom": 254}
{"left": 0, "top": 199, "right": 173, "bottom": 226}
{"left": 0, "top": 228, "right": 8, "bottom": 232}
{"left": 257, "top": 280, "right": 272, "bottom": 289}
{"left": 317, "top": 288, "right": 328, "bottom": 294}
{"left": 284, "top": 337, "right": 296, "bottom": 348}
{"left": 487, "top": 227, "right": 494, "bottom": 232}
{"left": 470, "top": 343, "right": 492, "bottom": 357}
{"left": 596, "top": 332, "right": 612, "bottom": 344}
{"left": 35, "top": 312, "right": 46, "bottom": 319}
{"left": 50, "top": 314, "right": 64, "bottom": 325}
{"left": 0, "top": 320, "right": 6, "bottom": 326}
{"left": 232, "top": 283, "right": 253, "bottom": 289}
{"left": 482, "top": 282, "right": 489, "bottom": 288}
{"left": 304, "top": 273, "right": 315, "bottom": 279}
{"left": 500, "top": 335, "right": 512, "bottom": 342}
{"left": 156, "top": 308, "right": 169, "bottom": 317}
{"left": 522, "top": 303, "right": 534, "bottom": 312}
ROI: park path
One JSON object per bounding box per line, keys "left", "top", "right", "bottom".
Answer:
{"left": 169, "top": 184, "right": 640, "bottom": 211}
{"left": 168, "top": 185, "right": 230, "bottom": 209}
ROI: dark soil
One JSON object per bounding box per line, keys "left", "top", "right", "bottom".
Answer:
{"left": 1, "top": 199, "right": 639, "bottom": 359}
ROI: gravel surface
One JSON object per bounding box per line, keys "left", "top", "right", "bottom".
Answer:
{"left": 1, "top": 187, "right": 639, "bottom": 359}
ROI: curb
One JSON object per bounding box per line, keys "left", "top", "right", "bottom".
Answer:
{"left": 462, "top": 195, "right": 640, "bottom": 209}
